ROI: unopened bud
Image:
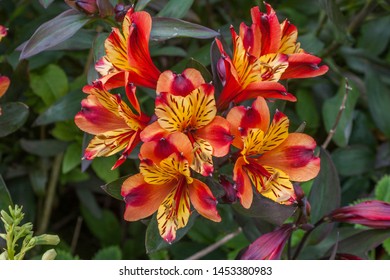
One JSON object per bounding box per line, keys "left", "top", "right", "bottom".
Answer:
{"left": 0, "top": 251, "right": 8, "bottom": 260}
{"left": 34, "top": 234, "right": 60, "bottom": 246}
{"left": 114, "top": 4, "right": 132, "bottom": 22}
{"left": 0, "top": 210, "right": 13, "bottom": 225}
{"left": 42, "top": 249, "right": 57, "bottom": 260}
{"left": 65, "top": 0, "right": 99, "bottom": 15}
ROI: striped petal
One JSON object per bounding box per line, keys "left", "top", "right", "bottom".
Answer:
{"left": 242, "top": 128, "right": 265, "bottom": 158}
{"left": 105, "top": 27, "right": 129, "bottom": 71}
{"left": 191, "top": 137, "right": 214, "bottom": 176}
{"left": 233, "top": 156, "right": 254, "bottom": 209}
{"left": 189, "top": 179, "right": 221, "bottom": 222}
{"left": 157, "top": 178, "right": 191, "bottom": 243}
{"left": 195, "top": 116, "right": 233, "bottom": 157}
{"left": 281, "top": 53, "right": 329, "bottom": 79}
{"left": 259, "top": 53, "right": 288, "bottom": 82}
{"left": 156, "top": 68, "right": 205, "bottom": 96}
{"left": 122, "top": 173, "right": 173, "bottom": 221}
{"left": 260, "top": 110, "right": 289, "bottom": 154}
{"left": 258, "top": 133, "right": 320, "bottom": 182}
{"left": 279, "top": 20, "right": 300, "bottom": 54}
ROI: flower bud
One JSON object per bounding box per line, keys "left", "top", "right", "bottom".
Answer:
{"left": 329, "top": 200, "right": 390, "bottom": 229}
{"left": 219, "top": 175, "right": 237, "bottom": 204}
{"left": 217, "top": 57, "right": 226, "bottom": 86}
{"left": 0, "top": 210, "right": 13, "bottom": 225}
{"left": 0, "top": 25, "right": 8, "bottom": 41}
{"left": 114, "top": 4, "right": 132, "bottom": 22}
{"left": 34, "top": 234, "right": 61, "bottom": 246}
{"left": 42, "top": 249, "right": 57, "bottom": 260}
{"left": 65, "top": 0, "right": 99, "bottom": 15}
{"left": 241, "top": 224, "right": 294, "bottom": 260}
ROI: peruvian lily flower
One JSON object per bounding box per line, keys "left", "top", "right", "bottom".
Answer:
{"left": 121, "top": 132, "right": 221, "bottom": 243}
{"left": 74, "top": 80, "right": 150, "bottom": 169}
{"left": 0, "top": 25, "right": 7, "bottom": 42}
{"left": 141, "top": 69, "right": 233, "bottom": 176}
{"left": 215, "top": 28, "right": 295, "bottom": 110}
{"left": 95, "top": 7, "right": 160, "bottom": 89}
{"left": 0, "top": 75, "right": 10, "bottom": 115}
{"left": 328, "top": 200, "right": 390, "bottom": 229}
{"left": 226, "top": 97, "right": 320, "bottom": 208}
{"left": 241, "top": 224, "right": 294, "bottom": 260}
{"left": 240, "top": 3, "right": 328, "bottom": 80}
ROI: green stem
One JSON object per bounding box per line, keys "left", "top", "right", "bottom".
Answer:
{"left": 37, "top": 154, "right": 63, "bottom": 235}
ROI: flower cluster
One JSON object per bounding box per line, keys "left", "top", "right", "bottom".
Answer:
{"left": 75, "top": 4, "right": 326, "bottom": 243}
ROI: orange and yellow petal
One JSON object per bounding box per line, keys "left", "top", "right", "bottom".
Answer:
{"left": 140, "top": 132, "right": 194, "bottom": 165}
{"left": 195, "top": 116, "right": 233, "bottom": 157}
{"left": 156, "top": 68, "right": 205, "bottom": 96}
{"left": 233, "top": 157, "right": 254, "bottom": 209}
{"left": 281, "top": 53, "right": 329, "bottom": 79}
{"left": 122, "top": 173, "right": 173, "bottom": 221}
{"left": 189, "top": 179, "right": 221, "bottom": 222}
{"left": 74, "top": 95, "right": 127, "bottom": 135}
{"left": 259, "top": 53, "right": 288, "bottom": 82}
{"left": 191, "top": 137, "right": 214, "bottom": 176}
{"left": 241, "top": 128, "right": 265, "bottom": 158}
{"left": 258, "top": 132, "right": 320, "bottom": 182}
{"left": 84, "top": 128, "right": 139, "bottom": 160}
{"left": 0, "top": 75, "right": 10, "bottom": 98}
{"left": 279, "top": 20, "right": 300, "bottom": 54}
{"left": 260, "top": 110, "right": 289, "bottom": 154}
{"left": 140, "top": 121, "right": 170, "bottom": 143}
{"left": 95, "top": 56, "right": 115, "bottom": 77}
{"left": 105, "top": 27, "right": 129, "bottom": 71}
{"left": 157, "top": 178, "right": 191, "bottom": 243}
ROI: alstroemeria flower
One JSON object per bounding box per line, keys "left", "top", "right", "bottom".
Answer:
{"left": 121, "top": 133, "right": 221, "bottom": 243}
{"left": 75, "top": 81, "right": 150, "bottom": 169}
{"left": 240, "top": 3, "right": 328, "bottom": 80}
{"left": 215, "top": 28, "right": 295, "bottom": 110}
{"left": 0, "top": 75, "right": 10, "bottom": 116}
{"left": 141, "top": 69, "right": 233, "bottom": 176}
{"left": 227, "top": 97, "right": 320, "bottom": 208}
{"left": 95, "top": 7, "right": 160, "bottom": 89}
{"left": 0, "top": 25, "right": 7, "bottom": 42}
{"left": 328, "top": 200, "right": 390, "bottom": 229}
{"left": 241, "top": 224, "right": 294, "bottom": 260}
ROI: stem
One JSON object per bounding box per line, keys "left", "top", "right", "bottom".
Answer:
{"left": 37, "top": 153, "right": 63, "bottom": 235}
{"left": 71, "top": 217, "right": 83, "bottom": 255}
{"left": 321, "top": 78, "right": 351, "bottom": 150}
{"left": 292, "top": 218, "right": 326, "bottom": 260}
{"left": 185, "top": 227, "right": 242, "bottom": 260}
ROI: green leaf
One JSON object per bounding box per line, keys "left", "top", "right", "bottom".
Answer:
{"left": 150, "top": 46, "right": 187, "bottom": 57}
{"left": 39, "top": 0, "right": 54, "bottom": 8}
{"left": 0, "top": 175, "right": 13, "bottom": 211}
{"left": 145, "top": 212, "right": 198, "bottom": 254}
{"left": 233, "top": 192, "right": 296, "bottom": 226}
{"left": 62, "top": 143, "right": 82, "bottom": 174}
{"left": 151, "top": 17, "right": 219, "bottom": 41}
{"left": 51, "top": 121, "right": 82, "bottom": 142}
{"left": 186, "top": 58, "right": 213, "bottom": 82}
{"left": 365, "top": 69, "right": 390, "bottom": 137}
{"left": 318, "top": 0, "right": 348, "bottom": 42}
{"left": 375, "top": 175, "right": 390, "bottom": 203}
{"left": 101, "top": 175, "right": 130, "bottom": 201}
{"left": 384, "top": 238, "right": 390, "bottom": 256}
{"left": 28, "top": 163, "right": 48, "bottom": 196}
{"left": 326, "top": 229, "right": 390, "bottom": 258}
{"left": 157, "top": 0, "right": 194, "bottom": 19}
{"left": 322, "top": 79, "right": 359, "bottom": 147}
{"left": 93, "top": 246, "right": 122, "bottom": 260}
{"left": 0, "top": 102, "right": 29, "bottom": 137}
{"left": 331, "top": 145, "right": 375, "bottom": 177}
{"left": 30, "top": 64, "right": 68, "bottom": 106}
{"left": 296, "top": 89, "right": 320, "bottom": 130}
{"left": 308, "top": 148, "right": 341, "bottom": 244}
{"left": 357, "top": 15, "right": 390, "bottom": 56}
{"left": 20, "top": 139, "right": 68, "bottom": 157}
{"left": 76, "top": 188, "right": 102, "bottom": 219}
{"left": 91, "top": 157, "right": 120, "bottom": 184}
{"left": 298, "top": 33, "right": 325, "bottom": 54}
{"left": 20, "top": 9, "right": 90, "bottom": 59}
{"left": 135, "top": 0, "right": 152, "bottom": 11}
{"left": 81, "top": 207, "right": 121, "bottom": 246}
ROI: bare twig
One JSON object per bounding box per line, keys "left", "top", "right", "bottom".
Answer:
{"left": 185, "top": 227, "right": 242, "bottom": 260}
{"left": 71, "top": 216, "right": 83, "bottom": 255}
{"left": 37, "top": 153, "right": 63, "bottom": 234}
{"left": 321, "top": 78, "right": 351, "bottom": 150}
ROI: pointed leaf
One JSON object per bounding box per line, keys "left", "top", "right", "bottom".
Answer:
{"left": 151, "top": 17, "right": 219, "bottom": 41}
{"left": 365, "top": 68, "right": 390, "bottom": 137}
{"left": 0, "top": 175, "right": 13, "bottom": 211}
{"left": 157, "top": 0, "right": 194, "bottom": 19}
{"left": 375, "top": 175, "right": 390, "bottom": 203}
{"left": 186, "top": 58, "right": 212, "bottom": 82}
{"left": 39, "top": 0, "right": 54, "bottom": 8}
{"left": 0, "top": 102, "right": 29, "bottom": 137}
{"left": 136, "top": 0, "right": 152, "bottom": 11}
{"left": 308, "top": 148, "right": 341, "bottom": 244}
{"left": 145, "top": 212, "right": 198, "bottom": 254}
{"left": 331, "top": 145, "right": 375, "bottom": 176}
{"left": 101, "top": 175, "right": 130, "bottom": 201}
{"left": 62, "top": 142, "right": 82, "bottom": 174}
{"left": 91, "top": 157, "right": 120, "bottom": 184}
{"left": 20, "top": 139, "right": 68, "bottom": 157}
{"left": 20, "top": 9, "right": 90, "bottom": 59}
{"left": 319, "top": 0, "right": 348, "bottom": 42}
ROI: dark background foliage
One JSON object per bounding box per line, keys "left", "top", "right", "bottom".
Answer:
{"left": 1, "top": 0, "right": 390, "bottom": 259}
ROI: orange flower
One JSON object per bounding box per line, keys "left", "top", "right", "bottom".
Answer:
{"left": 95, "top": 8, "right": 160, "bottom": 89}
{"left": 141, "top": 69, "right": 233, "bottom": 176}
{"left": 74, "top": 81, "right": 150, "bottom": 169}
{"left": 0, "top": 75, "right": 10, "bottom": 116}
{"left": 121, "top": 133, "right": 221, "bottom": 243}
{"left": 227, "top": 97, "right": 320, "bottom": 208}
{"left": 240, "top": 3, "right": 328, "bottom": 79}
